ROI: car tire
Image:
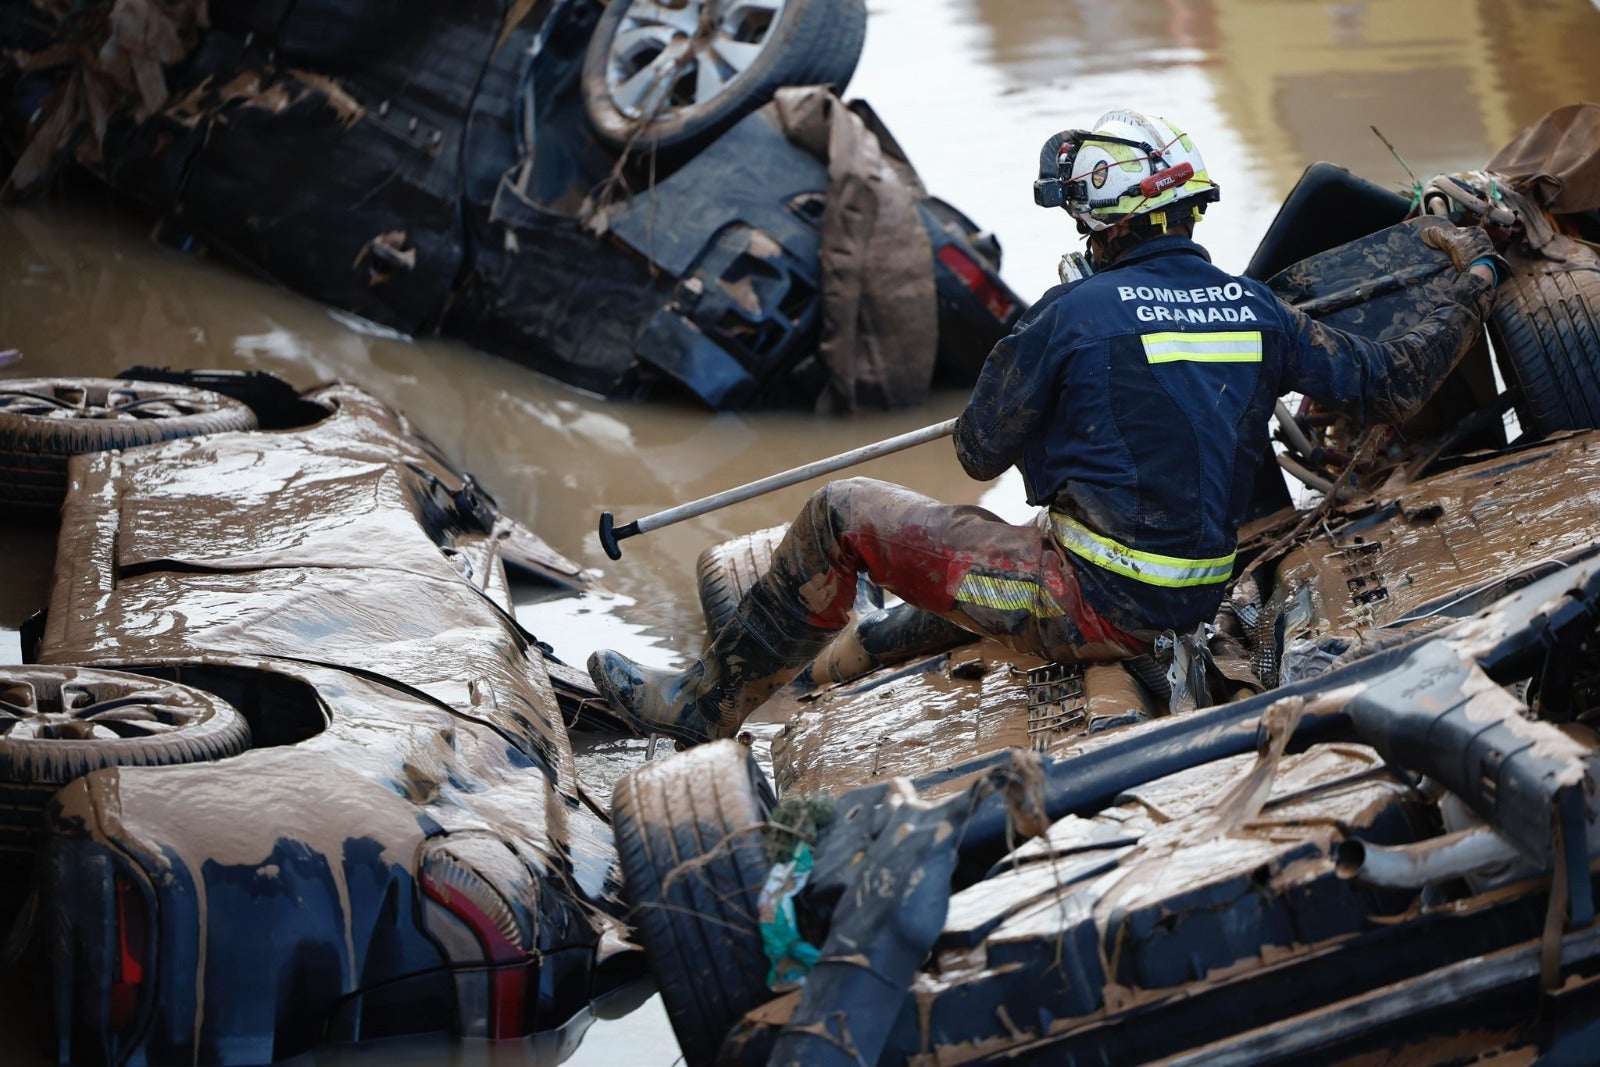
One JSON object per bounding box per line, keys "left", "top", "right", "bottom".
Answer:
{"left": 696, "top": 524, "right": 789, "bottom": 635}
{"left": 1488, "top": 247, "right": 1600, "bottom": 437}
{"left": 611, "top": 740, "right": 775, "bottom": 1067}
{"left": 0, "top": 667, "right": 252, "bottom": 866}
{"left": 580, "top": 0, "right": 868, "bottom": 154}
{"left": 696, "top": 523, "right": 884, "bottom": 639}
{"left": 0, "top": 377, "right": 258, "bottom": 512}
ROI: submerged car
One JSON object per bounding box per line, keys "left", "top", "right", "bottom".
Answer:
{"left": 0, "top": 368, "right": 638, "bottom": 1064}
{"left": 0, "top": 0, "right": 1020, "bottom": 411}
{"left": 603, "top": 107, "right": 1600, "bottom": 1065}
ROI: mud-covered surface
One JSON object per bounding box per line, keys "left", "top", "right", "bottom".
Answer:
{"left": 1272, "top": 431, "right": 1600, "bottom": 636}
{"left": 704, "top": 439, "right": 1600, "bottom": 1062}
{"left": 703, "top": 558, "right": 1600, "bottom": 1062}
{"left": 5, "top": 2, "right": 1600, "bottom": 1064}
{"left": 769, "top": 431, "right": 1600, "bottom": 803}
{"left": 913, "top": 744, "right": 1420, "bottom": 1055}
{"left": 768, "top": 644, "right": 1042, "bottom": 798}
{"left": 11, "top": 379, "right": 637, "bottom": 1064}
{"left": 1488, "top": 102, "right": 1600, "bottom": 216}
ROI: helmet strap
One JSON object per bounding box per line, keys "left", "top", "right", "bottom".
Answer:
{"left": 1127, "top": 204, "right": 1202, "bottom": 240}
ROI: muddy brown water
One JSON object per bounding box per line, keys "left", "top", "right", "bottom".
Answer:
{"left": 2, "top": 0, "right": 1598, "bottom": 1063}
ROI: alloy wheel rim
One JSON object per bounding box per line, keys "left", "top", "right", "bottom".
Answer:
{"left": 605, "top": 0, "right": 790, "bottom": 120}
{"left": 0, "top": 382, "right": 213, "bottom": 421}
{"left": 0, "top": 681, "right": 203, "bottom": 741}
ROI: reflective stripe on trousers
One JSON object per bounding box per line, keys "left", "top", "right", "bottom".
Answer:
{"left": 765, "top": 477, "right": 1147, "bottom": 663}
{"left": 1049, "top": 512, "right": 1234, "bottom": 589}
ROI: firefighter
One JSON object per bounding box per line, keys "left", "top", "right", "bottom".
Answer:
{"left": 588, "top": 108, "right": 1504, "bottom": 748}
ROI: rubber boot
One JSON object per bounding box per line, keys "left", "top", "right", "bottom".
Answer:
{"left": 798, "top": 603, "right": 977, "bottom": 690}
{"left": 588, "top": 581, "right": 835, "bottom": 747}
{"left": 802, "top": 624, "right": 878, "bottom": 688}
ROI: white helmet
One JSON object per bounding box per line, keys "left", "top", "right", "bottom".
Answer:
{"left": 1033, "top": 110, "right": 1220, "bottom": 232}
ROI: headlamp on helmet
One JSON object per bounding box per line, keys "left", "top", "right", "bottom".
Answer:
{"left": 1033, "top": 110, "right": 1220, "bottom": 233}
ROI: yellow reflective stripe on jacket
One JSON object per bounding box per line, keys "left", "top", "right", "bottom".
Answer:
{"left": 1050, "top": 513, "right": 1234, "bottom": 588}
{"left": 1141, "top": 330, "right": 1263, "bottom": 364}
{"left": 955, "top": 573, "right": 1065, "bottom": 618}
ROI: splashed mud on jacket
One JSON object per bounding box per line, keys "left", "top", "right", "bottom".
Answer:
{"left": 955, "top": 220, "right": 1495, "bottom": 634}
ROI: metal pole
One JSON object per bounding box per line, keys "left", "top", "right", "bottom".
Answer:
{"left": 598, "top": 417, "right": 958, "bottom": 559}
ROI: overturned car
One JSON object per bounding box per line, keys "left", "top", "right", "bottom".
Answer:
{"left": 0, "top": 369, "right": 638, "bottom": 1064}
{"left": 0, "top": 0, "right": 1020, "bottom": 411}
{"left": 601, "top": 106, "right": 1600, "bottom": 1064}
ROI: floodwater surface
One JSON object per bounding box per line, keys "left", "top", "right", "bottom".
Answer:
{"left": 2, "top": 0, "right": 1598, "bottom": 1063}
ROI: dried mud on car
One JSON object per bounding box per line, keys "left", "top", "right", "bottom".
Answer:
{"left": 2, "top": 371, "right": 634, "bottom": 1064}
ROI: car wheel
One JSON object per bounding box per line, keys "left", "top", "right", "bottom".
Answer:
{"left": 580, "top": 0, "right": 868, "bottom": 154}
{"left": 1488, "top": 246, "right": 1600, "bottom": 437}
{"left": 0, "top": 667, "right": 252, "bottom": 867}
{"left": 696, "top": 524, "right": 789, "bottom": 635}
{"left": 611, "top": 740, "right": 775, "bottom": 1066}
{"left": 0, "top": 377, "right": 258, "bottom": 512}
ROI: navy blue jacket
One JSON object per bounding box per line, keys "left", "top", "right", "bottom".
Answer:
{"left": 954, "top": 234, "right": 1492, "bottom": 634}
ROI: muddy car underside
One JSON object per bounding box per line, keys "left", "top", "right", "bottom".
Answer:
{"left": 602, "top": 485, "right": 1600, "bottom": 1064}
{"left": 0, "top": 0, "right": 1021, "bottom": 411}
{"left": 709, "top": 429, "right": 1600, "bottom": 1064}
{"left": 3, "top": 375, "right": 638, "bottom": 1064}
{"left": 596, "top": 118, "right": 1600, "bottom": 1065}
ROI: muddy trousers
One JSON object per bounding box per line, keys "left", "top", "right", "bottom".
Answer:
{"left": 766, "top": 477, "right": 1146, "bottom": 667}
{"left": 588, "top": 477, "right": 1147, "bottom": 745}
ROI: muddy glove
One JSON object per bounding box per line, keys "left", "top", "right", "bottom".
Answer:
{"left": 1422, "top": 222, "right": 1511, "bottom": 281}
{"left": 1420, "top": 222, "right": 1506, "bottom": 317}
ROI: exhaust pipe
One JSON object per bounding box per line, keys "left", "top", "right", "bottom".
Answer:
{"left": 1335, "top": 826, "right": 1524, "bottom": 889}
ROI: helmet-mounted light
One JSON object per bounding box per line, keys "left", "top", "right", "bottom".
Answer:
{"left": 1033, "top": 129, "right": 1163, "bottom": 210}
{"left": 1032, "top": 129, "right": 1086, "bottom": 208}
{"left": 1140, "top": 161, "right": 1193, "bottom": 199}
{"left": 1033, "top": 113, "right": 1220, "bottom": 234}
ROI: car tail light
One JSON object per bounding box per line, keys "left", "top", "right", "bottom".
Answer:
{"left": 109, "top": 872, "right": 149, "bottom": 1033}
{"left": 421, "top": 856, "right": 531, "bottom": 1040}
{"left": 938, "top": 244, "right": 1016, "bottom": 322}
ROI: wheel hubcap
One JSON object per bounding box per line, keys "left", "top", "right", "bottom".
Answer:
{"left": 0, "top": 382, "right": 212, "bottom": 421}
{"left": 605, "top": 0, "right": 789, "bottom": 120}
{"left": 0, "top": 680, "right": 202, "bottom": 741}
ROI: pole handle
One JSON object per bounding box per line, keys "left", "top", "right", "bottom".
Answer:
{"left": 598, "top": 512, "right": 641, "bottom": 560}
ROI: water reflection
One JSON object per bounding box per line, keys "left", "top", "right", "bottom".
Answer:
{"left": 516, "top": 588, "right": 683, "bottom": 672}
{"left": 848, "top": 0, "right": 1271, "bottom": 289}
{"left": 968, "top": 0, "right": 1220, "bottom": 78}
